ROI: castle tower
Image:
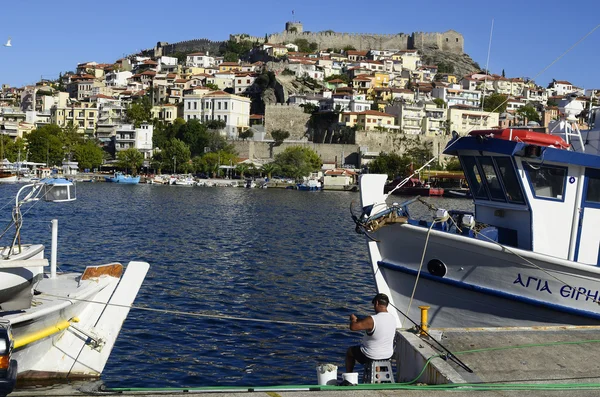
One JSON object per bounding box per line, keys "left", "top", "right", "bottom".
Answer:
{"left": 285, "top": 21, "right": 303, "bottom": 33}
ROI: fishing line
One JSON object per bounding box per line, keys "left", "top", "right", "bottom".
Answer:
{"left": 384, "top": 299, "right": 473, "bottom": 373}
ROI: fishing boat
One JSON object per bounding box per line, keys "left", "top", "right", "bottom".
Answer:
{"left": 0, "top": 178, "right": 149, "bottom": 383}
{"left": 354, "top": 97, "right": 600, "bottom": 328}
{"left": 105, "top": 172, "right": 140, "bottom": 184}
{"left": 297, "top": 179, "right": 322, "bottom": 191}
{"left": 384, "top": 177, "right": 444, "bottom": 197}
{"left": 0, "top": 159, "right": 17, "bottom": 183}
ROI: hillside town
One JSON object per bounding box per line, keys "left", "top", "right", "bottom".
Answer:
{"left": 0, "top": 22, "right": 598, "bottom": 180}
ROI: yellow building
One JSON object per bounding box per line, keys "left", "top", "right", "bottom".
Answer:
{"left": 151, "top": 104, "right": 180, "bottom": 124}
{"left": 372, "top": 72, "right": 390, "bottom": 88}
{"left": 340, "top": 110, "right": 396, "bottom": 131}
{"left": 52, "top": 103, "right": 98, "bottom": 136}
{"left": 447, "top": 105, "right": 499, "bottom": 135}
{"left": 218, "top": 62, "right": 243, "bottom": 73}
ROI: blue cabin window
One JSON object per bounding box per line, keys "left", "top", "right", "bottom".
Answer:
{"left": 461, "top": 156, "right": 489, "bottom": 199}
{"left": 478, "top": 157, "right": 506, "bottom": 201}
{"left": 584, "top": 169, "right": 600, "bottom": 204}
{"left": 524, "top": 163, "right": 567, "bottom": 201}
{"left": 494, "top": 157, "right": 525, "bottom": 204}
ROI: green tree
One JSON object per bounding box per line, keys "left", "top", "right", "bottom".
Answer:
{"left": 239, "top": 128, "right": 254, "bottom": 141}
{"left": 368, "top": 152, "right": 411, "bottom": 179}
{"left": 235, "top": 163, "right": 249, "bottom": 178}
{"left": 343, "top": 45, "right": 356, "bottom": 52}
{"left": 126, "top": 95, "right": 152, "bottom": 127}
{"left": 0, "top": 136, "right": 26, "bottom": 162}
{"left": 273, "top": 146, "right": 321, "bottom": 179}
{"left": 293, "top": 38, "right": 318, "bottom": 53}
{"left": 205, "top": 83, "right": 219, "bottom": 91}
{"left": 73, "top": 140, "right": 104, "bottom": 171}
{"left": 445, "top": 158, "right": 463, "bottom": 171}
{"left": 24, "top": 124, "right": 65, "bottom": 166}
{"left": 260, "top": 162, "right": 279, "bottom": 179}
{"left": 271, "top": 129, "right": 290, "bottom": 145}
{"left": 206, "top": 119, "right": 226, "bottom": 130}
{"left": 177, "top": 118, "right": 209, "bottom": 156}
{"left": 162, "top": 138, "right": 191, "bottom": 173}
{"left": 437, "top": 62, "right": 455, "bottom": 74}
{"left": 117, "top": 148, "right": 144, "bottom": 175}
{"left": 62, "top": 121, "right": 84, "bottom": 156}
{"left": 482, "top": 93, "right": 508, "bottom": 113}
{"left": 433, "top": 98, "right": 446, "bottom": 108}
{"left": 516, "top": 104, "right": 541, "bottom": 123}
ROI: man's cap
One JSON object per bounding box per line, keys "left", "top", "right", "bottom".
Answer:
{"left": 372, "top": 293, "right": 389, "bottom": 306}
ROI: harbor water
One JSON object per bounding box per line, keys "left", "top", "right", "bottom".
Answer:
{"left": 0, "top": 183, "right": 472, "bottom": 389}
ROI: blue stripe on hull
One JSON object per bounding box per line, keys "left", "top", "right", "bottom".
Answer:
{"left": 378, "top": 260, "right": 600, "bottom": 321}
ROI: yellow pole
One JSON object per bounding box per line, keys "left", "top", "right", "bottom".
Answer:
{"left": 418, "top": 306, "right": 430, "bottom": 336}
{"left": 14, "top": 317, "right": 79, "bottom": 349}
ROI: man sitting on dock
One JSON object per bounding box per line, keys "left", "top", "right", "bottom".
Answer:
{"left": 345, "top": 293, "right": 396, "bottom": 373}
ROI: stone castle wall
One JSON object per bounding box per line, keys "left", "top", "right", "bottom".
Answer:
{"left": 154, "top": 39, "right": 225, "bottom": 57}
{"left": 231, "top": 25, "right": 463, "bottom": 54}
{"left": 264, "top": 104, "right": 311, "bottom": 140}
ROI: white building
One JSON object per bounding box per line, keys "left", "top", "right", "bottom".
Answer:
{"left": 114, "top": 123, "right": 154, "bottom": 160}
{"left": 432, "top": 85, "right": 481, "bottom": 108}
{"left": 186, "top": 52, "right": 215, "bottom": 68}
{"left": 182, "top": 91, "right": 251, "bottom": 139}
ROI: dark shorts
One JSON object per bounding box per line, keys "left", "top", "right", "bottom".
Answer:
{"left": 350, "top": 345, "right": 369, "bottom": 364}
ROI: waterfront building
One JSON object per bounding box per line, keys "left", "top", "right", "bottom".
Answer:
{"left": 447, "top": 105, "right": 499, "bottom": 135}
{"left": 182, "top": 91, "right": 251, "bottom": 139}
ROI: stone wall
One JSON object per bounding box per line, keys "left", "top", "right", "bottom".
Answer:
{"left": 355, "top": 131, "right": 452, "bottom": 160}
{"left": 264, "top": 104, "right": 311, "bottom": 140}
{"left": 153, "top": 39, "right": 225, "bottom": 57}
{"left": 231, "top": 27, "right": 464, "bottom": 54}
{"left": 231, "top": 132, "right": 453, "bottom": 167}
{"left": 232, "top": 140, "right": 362, "bottom": 165}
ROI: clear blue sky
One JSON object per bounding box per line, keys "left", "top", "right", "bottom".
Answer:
{"left": 1, "top": 0, "right": 598, "bottom": 90}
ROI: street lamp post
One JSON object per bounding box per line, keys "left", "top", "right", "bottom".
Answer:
{"left": 173, "top": 156, "right": 176, "bottom": 174}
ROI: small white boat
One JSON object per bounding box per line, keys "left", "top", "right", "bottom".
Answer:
{"left": 355, "top": 98, "right": 600, "bottom": 329}
{"left": 0, "top": 178, "right": 149, "bottom": 384}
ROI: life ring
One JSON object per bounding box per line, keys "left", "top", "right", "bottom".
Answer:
{"left": 469, "top": 129, "right": 569, "bottom": 149}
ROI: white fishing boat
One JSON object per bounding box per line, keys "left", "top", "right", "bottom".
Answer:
{"left": 0, "top": 178, "right": 149, "bottom": 385}
{"left": 355, "top": 97, "right": 600, "bottom": 328}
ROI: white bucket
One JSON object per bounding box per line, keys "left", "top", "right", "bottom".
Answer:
{"left": 342, "top": 372, "right": 359, "bottom": 385}
{"left": 316, "top": 364, "right": 338, "bottom": 385}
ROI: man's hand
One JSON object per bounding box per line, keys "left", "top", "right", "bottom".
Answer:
{"left": 349, "top": 314, "right": 357, "bottom": 323}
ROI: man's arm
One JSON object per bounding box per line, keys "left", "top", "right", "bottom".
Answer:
{"left": 349, "top": 314, "right": 374, "bottom": 331}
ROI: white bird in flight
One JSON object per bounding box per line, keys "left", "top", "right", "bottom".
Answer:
{"left": 4, "top": 37, "right": 12, "bottom": 47}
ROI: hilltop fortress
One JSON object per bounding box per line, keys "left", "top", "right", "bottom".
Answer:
{"left": 232, "top": 22, "right": 464, "bottom": 54}
{"left": 154, "top": 22, "right": 464, "bottom": 58}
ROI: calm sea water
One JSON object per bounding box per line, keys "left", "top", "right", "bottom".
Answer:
{"left": 0, "top": 182, "right": 472, "bottom": 390}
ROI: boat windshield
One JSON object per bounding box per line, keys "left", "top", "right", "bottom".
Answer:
{"left": 461, "top": 155, "right": 526, "bottom": 204}
{"left": 462, "top": 156, "right": 488, "bottom": 199}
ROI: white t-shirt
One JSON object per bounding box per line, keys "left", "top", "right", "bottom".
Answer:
{"left": 360, "top": 311, "right": 396, "bottom": 359}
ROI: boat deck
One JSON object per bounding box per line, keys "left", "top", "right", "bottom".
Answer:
{"left": 1, "top": 272, "right": 111, "bottom": 325}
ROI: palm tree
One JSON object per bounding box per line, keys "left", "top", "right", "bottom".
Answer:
{"left": 261, "top": 163, "right": 279, "bottom": 180}
{"left": 236, "top": 163, "right": 249, "bottom": 179}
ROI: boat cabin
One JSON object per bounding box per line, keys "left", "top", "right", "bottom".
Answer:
{"left": 444, "top": 117, "right": 600, "bottom": 265}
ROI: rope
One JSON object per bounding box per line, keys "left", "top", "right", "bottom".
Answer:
{"left": 40, "top": 293, "right": 347, "bottom": 329}
{"left": 404, "top": 205, "right": 453, "bottom": 327}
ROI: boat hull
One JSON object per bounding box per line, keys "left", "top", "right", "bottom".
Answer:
{"left": 2, "top": 262, "right": 149, "bottom": 379}
{"left": 367, "top": 223, "right": 600, "bottom": 328}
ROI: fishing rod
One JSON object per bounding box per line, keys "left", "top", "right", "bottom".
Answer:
{"left": 387, "top": 301, "right": 474, "bottom": 373}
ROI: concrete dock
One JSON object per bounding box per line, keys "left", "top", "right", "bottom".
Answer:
{"left": 8, "top": 325, "right": 600, "bottom": 396}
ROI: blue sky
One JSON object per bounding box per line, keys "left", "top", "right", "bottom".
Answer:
{"left": 1, "top": 0, "right": 598, "bottom": 90}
